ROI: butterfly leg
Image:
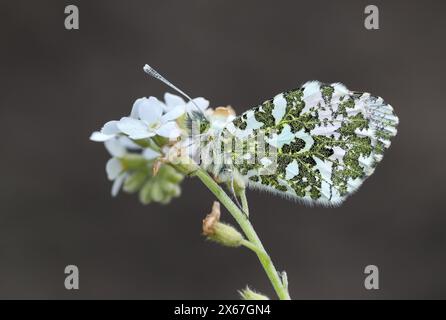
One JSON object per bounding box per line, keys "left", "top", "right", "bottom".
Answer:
{"left": 226, "top": 168, "right": 249, "bottom": 217}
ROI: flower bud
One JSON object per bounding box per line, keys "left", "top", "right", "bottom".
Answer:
{"left": 202, "top": 202, "right": 244, "bottom": 247}
{"left": 138, "top": 164, "right": 184, "bottom": 205}
{"left": 120, "top": 154, "right": 147, "bottom": 170}
{"left": 139, "top": 180, "right": 155, "bottom": 204}
{"left": 239, "top": 287, "right": 270, "bottom": 300}
{"left": 149, "top": 182, "right": 164, "bottom": 202}
{"left": 123, "top": 170, "right": 147, "bottom": 193}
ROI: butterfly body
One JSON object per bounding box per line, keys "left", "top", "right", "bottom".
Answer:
{"left": 194, "top": 81, "right": 398, "bottom": 206}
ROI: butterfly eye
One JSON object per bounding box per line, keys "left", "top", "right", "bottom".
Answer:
{"left": 200, "top": 122, "right": 210, "bottom": 134}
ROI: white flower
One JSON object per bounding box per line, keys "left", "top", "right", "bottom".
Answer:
{"left": 90, "top": 120, "right": 120, "bottom": 142}
{"left": 103, "top": 136, "right": 160, "bottom": 197}
{"left": 164, "top": 92, "right": 210, "bottom": 114}
{"left": 104, "top": 138, "right": 128, "bottom": 197}
{"left": 90, "top": 98, "right": 148, "bottom": 142}
{"left": 90, "top": 93, "right": 210, "bottom": 143}
{"left": 90, "top": 91, "right": 210, "bottom": 200}
{"left": 143, "top": 148, "right": 161, "bottom": 160}
{"left": 117, "top": 96, "right": 184, "bottom": 140}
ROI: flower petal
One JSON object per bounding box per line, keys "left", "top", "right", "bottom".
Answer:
{"left": 143, "top": 148, "right": 161, "bottom": 160}
{"left": 118, "top": 136, "right": 141, "bottom": 150}
{"left": 90, "top": 131, "right": 113, "bottom": 142}
{"left": 102, "top": 120, "right": 120, "bottom": 135}
{"left": 111, "top": 172, "right": 128, "bottom": 197}
{"left": 161, "top": 105, "right": 186, "bottom": 122}
{"left": 164, "top": 92, "right": 185, "bottom": 110}
{"left": 90, "top": 120, "right": 120, "bottom": 142}
{"left": 117, "top": 117, "right": 152, "bottom": 139}
{"left": 105, "top": 139, "right": 126, "bottom": 157}
{"left": 138, "top": 97, "right": 164, "bottom": 124}
{"left": 106, "top": 158, "right": 123, "bottom": 180}
{"left": 186, "top": 97, "right": 209, "bottom": 113}
{"left": 156, "top": 122, "right": 182, "bottom": 139}
{"left": 130, "top": 98, "right": 147, "bottom": 118}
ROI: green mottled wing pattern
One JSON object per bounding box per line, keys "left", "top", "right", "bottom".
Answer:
{"left": 222, "top": 81, "right": 399, "bottom": 205}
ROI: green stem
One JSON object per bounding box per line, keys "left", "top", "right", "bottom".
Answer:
{"left": 194, "top": 168, "right": 290, "bottom": 300}
{"left": 239, "top": 189, "right": 250, "bottom": 216}
{"left": 241, "top": 239, "right": 260, "bottom": 253}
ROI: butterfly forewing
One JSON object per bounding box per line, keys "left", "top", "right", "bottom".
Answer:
{"left": 221, "top": 81, "right": 398, "bottom": 205}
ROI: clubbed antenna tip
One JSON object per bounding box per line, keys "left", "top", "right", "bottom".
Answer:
{"left": 142, "top": 64, "right": 200, "bottom": 113}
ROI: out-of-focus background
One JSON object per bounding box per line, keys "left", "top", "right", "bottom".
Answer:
{"left": 1, "top": 0, "right": 445, "bottom": 299}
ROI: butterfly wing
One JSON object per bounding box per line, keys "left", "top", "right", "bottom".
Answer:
{"left": 225, "top": 81, "right": 399, "bottom": 205}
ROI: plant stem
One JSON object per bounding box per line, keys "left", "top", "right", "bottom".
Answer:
{"left": 241, "top": 239, "right": 261, "bottom": 254}
{"left": 194, "top": 168, "right": 291, "bottom": 300}
{"left": 239, "top": 189, "right": 250, "bottom": 216}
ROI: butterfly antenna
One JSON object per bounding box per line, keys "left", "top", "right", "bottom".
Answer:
{"left": 143, "top": 64, "right": 201, "bottom": 113}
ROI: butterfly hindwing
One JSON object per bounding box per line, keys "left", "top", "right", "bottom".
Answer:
{"left": 223, "top": 81, "right": 399, "bottom": 205}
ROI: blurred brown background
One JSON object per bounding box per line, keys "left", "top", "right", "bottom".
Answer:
{"left": 0, "top": 0, "right": 445, "bottom": 299}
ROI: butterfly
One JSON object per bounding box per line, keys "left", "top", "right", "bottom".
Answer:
{"left": 144, "top": 65, "right": 399, "bottom": 206}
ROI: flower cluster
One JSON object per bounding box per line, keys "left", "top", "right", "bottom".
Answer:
{"left": 90, "top": 93, "right": 209, "bottom": 203}
{"left": 90, "top": 80, "right": 286, "bottom": 300}
{"left": 91, "top": 93, "right": 208, "bottom": 142}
